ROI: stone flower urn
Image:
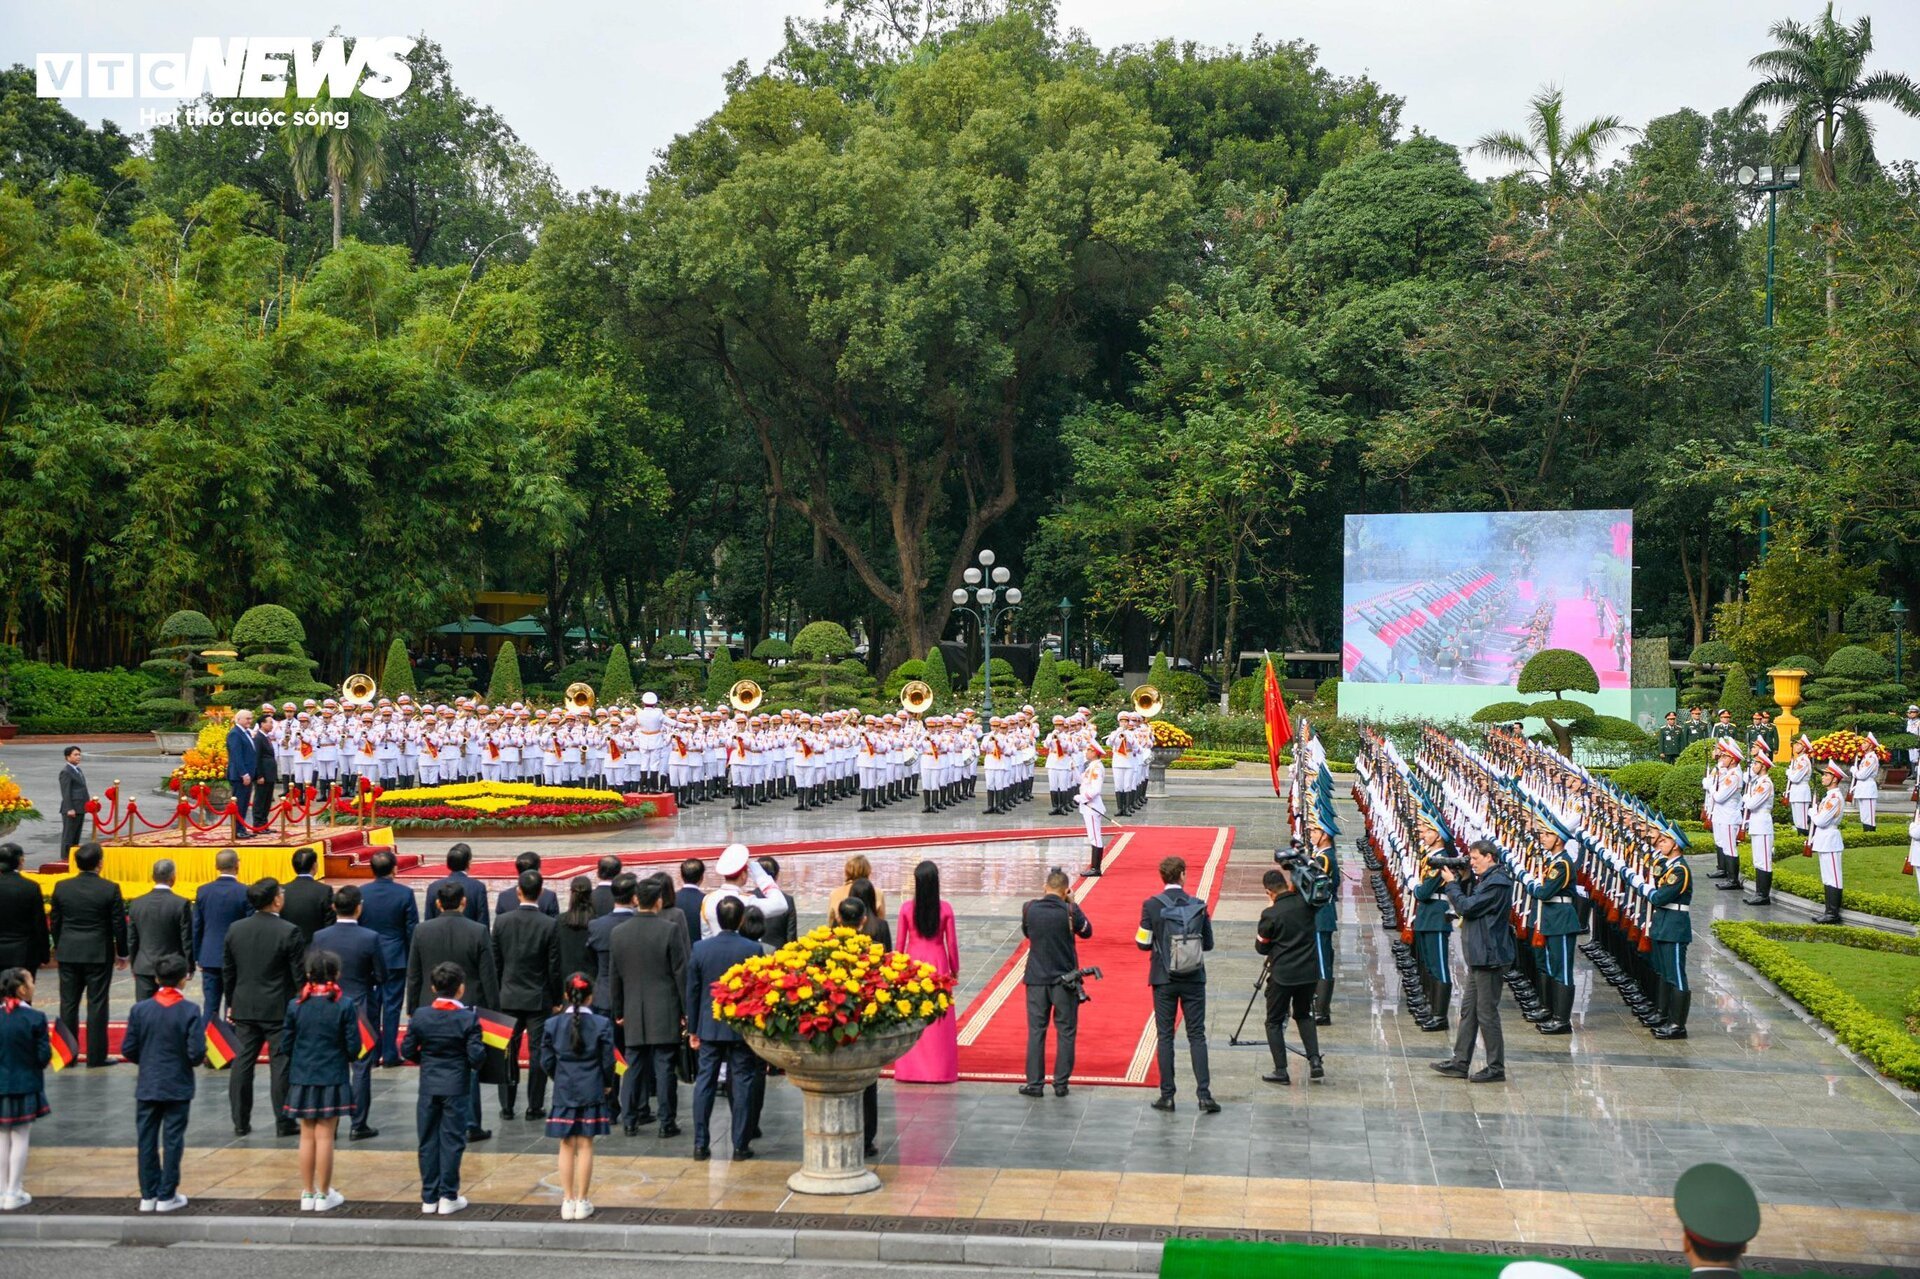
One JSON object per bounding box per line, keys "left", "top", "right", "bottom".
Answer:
{"left": 743, "top": 1022, "right": 927, "bottom": 1195}
{"left": 1148, "top": 745, "right": 1186, "bottom": 796}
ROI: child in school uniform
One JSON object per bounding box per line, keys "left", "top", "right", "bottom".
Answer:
{"left": 539, "top": 972, "right": 616, "bottom": 1221}
{"left": 121, "top": 953, "right": 205, "bottom": 1213}
{"left": 402, "top": 960, "right": 484, "bottom": 1216}
{"left": 281, "top": 951, "right": 360, "bottom": 1212}
{"left": 0, "top": 967, "right": 50, "bottom": 1210}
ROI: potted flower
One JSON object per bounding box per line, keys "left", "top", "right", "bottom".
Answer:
{"left": 0, "top": 773, "right": 42, "bottom": 838}
{"left": 1147, "top": 718, "right": 1194, "bottom": 795}
{"left": 711, "top": 924, "right": 953, "bottom": 1195}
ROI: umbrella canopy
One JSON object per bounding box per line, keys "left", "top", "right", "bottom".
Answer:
{"left": 563, "top": 625, "right": 609, "bottom": 641}
{"left": 430, "top": 615, "right": 507, "bottom": 636}
{"left": 497, "top": 613, "right": 548, "bottom": 636}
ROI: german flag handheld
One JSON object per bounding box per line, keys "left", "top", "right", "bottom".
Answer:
{"left": 47, "top": 1019, "right": 78, "bottom": 1072}
{"left": 355, "top": 1010, "right": 378, "bottom": 1062}
{"left": 475, "top": 1009, "right": 514, "bottom": 1085}
{"left": 204, "top": 1017, "right": 240, "bottom": 1070}
{"left": 613, "top": 1046, "right": 628, "bottom": 1078}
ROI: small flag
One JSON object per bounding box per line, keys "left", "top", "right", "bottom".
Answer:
{"left": 614, "top": 1047, "right": 628, "bottom": 1078}
{"left": 475, "top": 1009, "right": 514, "bottom": 1051}
{"left": 355, "top": 1010, "right": 377, "bottom": 1062}
{"left": 205, "top": 1017, "right": 239, "bottom": 1070}
{"left": 47, "top": 1019, "right": 78, "bottom": 1072}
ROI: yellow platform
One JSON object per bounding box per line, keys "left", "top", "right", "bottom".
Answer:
{"left": 25, "top": 826, "right": 395, "bottom": 902}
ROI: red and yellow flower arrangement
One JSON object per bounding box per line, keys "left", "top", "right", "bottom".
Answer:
{"left": 1806, "top": 730, "right": 1890, "bottom": 764}
{"left": 711, "top": 925, "right": 955, "bottom": 1048}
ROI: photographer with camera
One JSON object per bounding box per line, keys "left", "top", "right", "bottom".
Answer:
{"left": 1018, "top": 868, "right": 1095, "bottom": 1098}
{"left": 1429, "top": 839, "right": 1514, "bottom": 1084}
{"left": 1255, "top": 864, "right": 1324, "bottom": 1085}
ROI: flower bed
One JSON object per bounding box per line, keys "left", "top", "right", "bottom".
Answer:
{"left": 1806, "top": 729, "right": 1891, "bottom": 764}
{"left": 165, "top": 714, "right": 231, "bottom": 790}
{"left": 350, "top": 782, "right": 658, "bottom": 831}
{"left": 0, "top": 773, "right": 41, "bottom": 824}
{"left": 711, "top": 924, "right": 954, "bottom": 1047}
{"left": 1168, "top": 750, "right": 1237, "bottom": 770}
{"left": 1712, "top": 920, "right": 1920, "bottom": 1088}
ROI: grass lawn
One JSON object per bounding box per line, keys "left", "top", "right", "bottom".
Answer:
{"left": 1775, "top": 940, "right": 1920, "bottom": 1042}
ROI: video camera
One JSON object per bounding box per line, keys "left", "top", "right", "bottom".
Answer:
{"left": 1055, "top": 966, "right": 1103, "bottom": 1005}
{"left": 1426, "top": 854, "right": 1472, "bottom": 874}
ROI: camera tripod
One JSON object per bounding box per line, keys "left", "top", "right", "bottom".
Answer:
{"left": 1227, "top": 954, "right": 1312, "bottom": 1057}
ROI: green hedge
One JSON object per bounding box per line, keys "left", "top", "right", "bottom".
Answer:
{"left": 7, "top": 662, "right": 160, "bottom": 729}
{"left": 1712, "top": 920, "right": 1920, "bottom": 1088}
{"left": 1737, "top": 846, "right": 1920, "bottom": 924}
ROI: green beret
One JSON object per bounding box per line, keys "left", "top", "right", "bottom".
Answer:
{"left": 1674, "top": 1162, "right": 1760, "bottom": 1248}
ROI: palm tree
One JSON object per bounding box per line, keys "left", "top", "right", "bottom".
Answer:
{"left": 1474, "top": 85, "right": 1630, "bottom": 197}
{"left": 284, "top": 93, "right": 388, "bottom": 249}
{"left": 1737, "top": 2, "right": 1920, "bottom": 193}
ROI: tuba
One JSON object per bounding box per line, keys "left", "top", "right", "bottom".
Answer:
{"left": 728, "top": 679, "right": 764, "bottom": 713}
{"left": 900, "top": 679, "right": 934, "bottom": 715}
{"left": 341, "top": 673, "right": 378, "bottom": 706}
{"left": 1131, "top": 684, "right": 1163, "bottom": 719}
{"left": 565, "top": 682, "right": 596, "bottom": 713}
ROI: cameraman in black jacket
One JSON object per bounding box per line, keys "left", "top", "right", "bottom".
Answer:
{"left": 1430, "top": 840, "right": 1515, "bottom": 1084}
{"left": 1019, "top": 868, "right": 1092, "bottom": 1098}
{"left": 1255, "top": 864, "right": 1323, "bottom": 1085}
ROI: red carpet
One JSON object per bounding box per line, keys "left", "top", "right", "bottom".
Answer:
{"left": 949, "top": 825, "right": 1233, "bottom": 1088}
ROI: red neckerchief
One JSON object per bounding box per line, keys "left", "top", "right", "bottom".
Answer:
{"left": 0, "top": 998, "right": 18, "bottom": 1014}
{"left": 298, "top": 981, "right": 341, "bottom": 1004}
{"left": 153, "top": 988, "right": 184, "bottom": 1007}
{"left": 431, "top": 999, "right": 464, "bottom": 1011}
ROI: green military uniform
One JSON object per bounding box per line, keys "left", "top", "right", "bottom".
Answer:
{"left": 1410, "top": 857, "right": 1453, "bottom": 1033}
{"left": 1710, "top": 715, "right": 1736, "bottom": 741}
{"left": 1674, "top": 1161, "right": 1761, "bottom": 1272}
{"left": 1658, "top": 717, "right": 1685, "bottom": 763}
{"left": 1647, "top": 848, "right": 1693, "bottom": 1040}
{"left": 1683, "top": 712, "right": 1712, "bottom": 747}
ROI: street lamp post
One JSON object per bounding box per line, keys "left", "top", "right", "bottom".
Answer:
{"left": 1891, "top": 599, "right": 1909, "bottom": 688}
{"left": 1735, "top": 163, "right": 1802, "bottom": 560}
{"left": 1057, "top": 597, "right": 1074, "bottom": 667}
{"left": 950, "top": 550, "right": 1022, "bottom": 713}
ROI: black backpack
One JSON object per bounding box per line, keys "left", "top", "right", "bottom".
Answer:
{"left": 1155, "top": 892, "right": 1208, "bottom": 977}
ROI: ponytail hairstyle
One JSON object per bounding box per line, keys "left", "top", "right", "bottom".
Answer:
{"left": 564, "top": 972, "right": 594, "bottom": 1054}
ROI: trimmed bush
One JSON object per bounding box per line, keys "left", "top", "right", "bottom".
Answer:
{"left": 792, "top": 622, "right": 855, "bottom": 663}
{"left": 1824, "top": 644, "right": 1892, "bottom": 682}
{"left": 11, "top": 662, "right": 161, "bottom": 733}
{"left": 213, "top": 606, "right": 326, "bottom": 706}
{"left": 924, "top": 647, "right": 951, "bottom": 702}
{"left": 381, "top": 636, "right": 417, "bottom": 698}
{"left": 704, "top": 645, "right": 736, "bottom": 704}
{"left": 1718, "top": 661, "right": 1756, "bottom": 722}
{"left": 1675, "top": 739, "right": 1713, "bottom": 768}
{"left": 1228, "top": 675, "right": 1262, "bottom": 713}
{"left": 752, "top": 637, "right": 792, "bottom": 661}
{"left": 1655, "top": 762, "right": 1708, "bottom": 824}
{"left": 652, "top": 634, "right": 694, "bottom": 660}
{"left": 1609, "top": 761, "right": 1672, "bottom": 804}
{"left": 137, "top": 609, "right": 221, "bottom": 728}
{"left": 1163, "top": 671, "right": 1210, "bottom": 713}
{"left": 487, "top": 641, "right": 524, "bottom": 704}
{"left": 1712, "top": 920, "right": 1920, "bottom": 1088}
{"left": 601, "top": 643, "right": 635, "bottom": 703}
{"left": 1031, "top": 651, "right": 1065, "bottom": 704}
{"left": 883, "top": 658, "right": 928, "bottom": 700}
{"left": 1315, "top": 676, "right": 1341, "bottom": 711}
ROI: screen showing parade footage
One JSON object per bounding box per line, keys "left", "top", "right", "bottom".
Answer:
{"left": 1341, "top": 510, "right": 1632, "bottom": 689}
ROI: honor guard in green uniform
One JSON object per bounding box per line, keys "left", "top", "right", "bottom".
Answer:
{"left": 1673, "top": 1161, "right": 1760, "bottom": 1274}
{"left": 1410, "top": 823, "right": 1454, "bottom": 1033}
{"left": 1658, "top": 711, "right": 1685, "bottom": 763}
{"left": 1683, "top": 707, "right": 1712, "bottom": 748}
{"left": 1522, "top": 817, "right": 1581, "bottom": 1036}
{"left": 1647, "top": 835, "right": 1693, "bottom": 1040}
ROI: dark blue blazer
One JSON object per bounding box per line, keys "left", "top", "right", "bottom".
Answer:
{"left": 685, "top": 931, "right": 760, "bottom": 1043}
{"left": 310, "top": 920, "right": 388, "bottom": 1005}
{"left": 673, "top": 886, "right": 705, "bottom": 951}
{"left": 358, "top": 878, "right": 418, "bottom": 969}
{"left": 426, "top": 871, "right": 491, "bottom": 926}
{"left": 225, "top": 724, "right": 259, "bottom": 785}
{"left": 192, "top": 876, "right": 252, "bottom": 969}
{"left": 122, "top": 994, "right": 206, "bottom": 1103}
{"left": 495, "top": 886, "right": 558, "bottom": 918}
{"left": 586, "top": 908, "right": 634, "bottom": 1008}
{"left": 0, "top": 1003, "right": 50, "bottom": 1096}
{"left": 280, "top": 992, "right": 358, "bottom": 1087}
{"left": 401, "top": 1004, "right": 483, "bottom": 1097}
{"left": 537, "top": 1010, "right": 617, "bottom": 1108}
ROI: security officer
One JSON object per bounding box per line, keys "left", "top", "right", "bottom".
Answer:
{"left": 1409, "top": 823, "right": 1454, "bottom": 1033}
{"left": 1658, "top": 712, "right": 1685, "bottom": 764}
{"left": 1647, "top": 835, "right": 1693, "bottom": 1040}
{"left": 1523, "top": 819, "right": 1580, "bottom": 1036}
{"left": 1673, "top": 1162, "right": 1761, "bottom": 1274}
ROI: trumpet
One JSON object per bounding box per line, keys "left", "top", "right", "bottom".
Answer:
{"left": 1131, "top": 684, "right": 1163, "bottom": 718}
{"left": 729, "top": 679, "right": 764, "bottom": 713}
{"left": 565, "top": 682, "right": 596, "bottom": 713}
{"left": 900, "top": 679, "right": 934, "bottom": 715}
{"left": 341, "top": 673, "right": 378, "bottom": 706}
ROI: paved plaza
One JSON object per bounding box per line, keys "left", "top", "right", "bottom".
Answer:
{"left": 2, "top": 736, "right": 1918, "bottom": 1271}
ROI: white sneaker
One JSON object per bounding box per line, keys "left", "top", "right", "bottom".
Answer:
{"left": 156, "top": 1195, "right": 189, "bottom": 1213}
{"left": 300, "top": 1192, "right": 316, "bottom": 1211}
{"left": 11, "top": 1193, "right": 28, "bottom": 1211}
{"left": 575, "top": 1199, "right": 593, "bottom": 1221}
{"left": 0, "top": 1194, "right": 18, "bottom": 1212}
{"left": 560, "top": 1198, "right": 576, "bottom": 1221}
{"left": 316, "top": 1189, "right": 345, "bottom": 1213}
{"left": 437, "top": 1195, "right": 468, "bottom": 1216}
{"left": 138, "top": 1198, "right": 156, "bottom": 1213}
{"left": 421, "top": 1201, "right": 439, "bottom": 1215}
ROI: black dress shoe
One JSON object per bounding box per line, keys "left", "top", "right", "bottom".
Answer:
{"left": 732, "top": 1146, "right": 755, "bottom": 1160}
{"left": 1017, "top": 1084, "right": 1045, "bottom": 1098}
{"left": 466, "top": 1127, "right": 492, "bottom": 1142}
{"left": 499, "top": 1108, "right": 516, "bottom": 1121}
{"left": 1197, "top": 1097, "right": 1221, "bottom": 1114}
{"left": 233, "top": 1123, "right": 252, "bottom": 1137}
{"left": 693, "top": 1146, "right": 710, "bottom": 1161}
{"left": 658, "top": 1122, "right": 681, "bottom": 1139}
{"left": 1261, "top": 1070, "right": 1292, "bottom": 1085}
{"left": 1053, "top": 1084, "right": 1069, "bottom": 1098}
{"left": 1150, "top": 1096, "right": 1176, "bottom": 1112}
{"left": 633, "top": 1108, "right": 654, "bottom": 1125}
{"left": 524, "top": 1108, "right": 547, "bottom": 1121}
{"left": 348, "top": 1127, "right": 379, "bottom": 1141}
{"left": 863, "top": 1142, "right": 879, "bottom": 1158}
{"left": 1430, "top": 1061, "right": 1469, "bottom": 1078}
{"left": 623, "top": 1120, "right": 640, "bottom": 1137}
{"left": 276, "top": 1122, "right": 300, "bottom": 1138}
{"left": 1468, "top": 1067, "right": 1506, "bottom": 1083}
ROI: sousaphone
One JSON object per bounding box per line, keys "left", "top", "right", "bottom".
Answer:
{"left": 900, "top": 679, "right": 934, "bottom": 715}
{"left": 565, "top": 682, "right": 596, "bottom": 713}
{"left": 729, "top": 679, "right": 764, "bottom": 713}
{"left": 341, "top": 673, "right": 378, "bottom": 706}
{"left": 1131, "top": 684, "right": 1163, "bottom": 718}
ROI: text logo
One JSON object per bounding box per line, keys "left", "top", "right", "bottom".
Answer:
{"left": 36, "top": 37, "right": 416, "bottom": 101}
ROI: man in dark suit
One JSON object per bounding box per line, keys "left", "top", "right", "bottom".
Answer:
{"left": 127, "top": 859, "right": 194, "bottom": 1002}
{"left": 250, "top": 709, "right": 280, "bottom": 830}
{"left": 225, "top": 710, "right": 260, "bottom": 839}
{"left": 312, "top": 883, "right": 388, "bottom": 1140}
{"left": 493, "top": 851, "right": 559, "bottom": 917}
{"left": 407, "top": 882, "right": 498, "bottom": 1143}
{"left": 0, "top": 844, "right": 50, "bottom": 974}
{"left": 49, "top": 841, "right": 126, "bottom": 1066}
{"left": 686, "top": 896, "right": 762, "bottom": 1160}
{"left": 280, "top": 848, "right": 334, "bottom": 943}
{"left": 491, "top": 870, "right": 560, "bottom": 1120}
{"left": 1135, "top": 854, "right": 1218, "bottom": 1115}
{"left": 223, "top": 876, "right": 306, "bottom": 1137}
{"left": 359, "top": 850, "right": 417, "bottom": 1066}
{"left": 674, "top": 860, "right": 706, "bottom": 954}
{"left": 757, "top": 858, "right": 798, "bottom": 946}
{"left": 57, "top": 746, "right": 89, "bottom": 853}
{"left": 610, "top": 875, "right": 689, "bottom": 1138}
{"left": 589, "top": 856, "right": 623, "bottom": 918}
{"left": 586, "top": 872, "right": 637, "bottom": 1016}
{"left": 192, "top": 849, "right": 250, "bottom": 1018}
{"left": 1020, "top": 867, "right": 1092, "bottom": 1098}
{"left": 425, "top": 844, "right": 490, "bottom": 927}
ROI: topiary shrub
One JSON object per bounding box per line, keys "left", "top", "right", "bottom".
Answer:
{"left": 487, "top": 641, "right": 524, "bottom": 704}
{"left": 884, "top": 658, "right": 928, "bottom": 700}
{"left": 1610, "top": 760, "right": 1672, "bottom": 804}
{"left": 1031, "top": 651, "right": 1065, "bottom": 704}
{"left": 1655, "top": 762, "right": 1709, "bottom": 824}
{"left": 652, "top": 634, "right": 694, "bottom": 660}
{"left": 137, "top": 609, "right": 221, "bottom": 728}
{"left": 381, "top": 635, "right": 417, "bottom": 698}
{"left": 1066, "top": 663, "right": 1119, "bottom": 706}
{"left": 704, "top": 645, "right": 736, "bottom": 704}
{"left": 752, "top": 637, "right": 792, "bottom": 662}
{"left": 1148, "top": 653, "right": 1174, "bottom": 691}
{"left": 1163, "top": 671, "right": 1209, "bottom": 713}
{"left": 924, "top": 647, "right": 952, "bottom": 702}
{"left": 1315, "top": 676, "right": 1341, "bottom": 713}
{"left": 1675, "top": 739, "right": 1713, "bottom": 768}
{"left": 793, "top": 621, "right": 855, "bottom": 703}
{"left": 1227, "top": 674, "right": 1262, "bottom": 713}
{"left": 601, "top": 643, "right": 635, "bottom": 703}
{"left": 1719, "top": 662, "right": 1756, "bottom": 722}
{"left": 213, "top": 605, "right": 326, "bottom": 707}
{"left": 1822, "top": 644, "right": 1892, "bottom": 682}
